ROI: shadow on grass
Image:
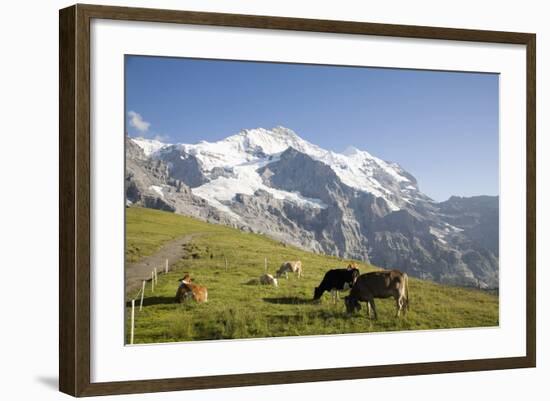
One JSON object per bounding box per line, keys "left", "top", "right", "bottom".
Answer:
{"left": 263, "top": 296, "right": 313, "bottom": 305}
{"left": 126, "top": 296, "right": 176, "bottom": 307}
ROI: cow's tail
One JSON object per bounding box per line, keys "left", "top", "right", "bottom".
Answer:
{"left": 403, "top": 273, "right": 410, "bottom": 311}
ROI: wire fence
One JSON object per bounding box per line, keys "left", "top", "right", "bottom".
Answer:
{"left": 127, "top": 254, "right": 283, "bottom": 344}
{"left": 127, "top": 258, "right": 168, "bottom": 344}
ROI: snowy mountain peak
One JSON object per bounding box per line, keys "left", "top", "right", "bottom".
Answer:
{"left": 342, "top": 145, "right": 361, "bottom": 156}
{"left": 243, "top": 125, "right": 299, "bottom": 139}
{"left": 131, "top": 127, "right": 425, "bottom": 212}
{"left": 130, "top": 137, "right": 169, "bottom": 156}
{"left": 219, "top": 126, "right": 321, "bottom": 157}
{"left": 340, "top": 146, "right": 376, "bottom": 162}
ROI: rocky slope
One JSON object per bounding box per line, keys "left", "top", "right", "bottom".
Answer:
{"left": 125, "top": 137, "right": 233, "bottom": 226}
{"left": 125, "top": 127, "right": 499, "bottom": 288}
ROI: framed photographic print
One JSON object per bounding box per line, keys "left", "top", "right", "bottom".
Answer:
{"left": 59, "top": 4, "right": 536, "bottom": 397}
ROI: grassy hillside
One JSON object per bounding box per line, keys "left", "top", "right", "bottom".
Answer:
{"left": 125, "top": 207, "right": 499, "bottom": 344}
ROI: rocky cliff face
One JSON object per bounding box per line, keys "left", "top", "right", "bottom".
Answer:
{"left": 125, "top": 137, "right": 233, "bottom": 225}
{"left": 125, "top": 127, "right": 499, "bottom": 288}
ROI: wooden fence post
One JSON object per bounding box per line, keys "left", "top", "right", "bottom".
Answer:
{"left": 139, "top": 281, "right": 145, "bottom": 311}
{"left": 130, "top": 299, "right": 135, "bottom": 345}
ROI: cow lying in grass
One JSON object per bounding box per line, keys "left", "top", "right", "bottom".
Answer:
{"left": 345, "top": 270, "right": 409, "bottom": 319}
{"left": 259, "top": 273, "right": 278, "bottom": 287}
{"left": 313, "top": 265, "right": 360, "bottom": 303}
{"left": 175, "top": 274, "right": 208, "bottom": 303}
{"left": 276, "top": 261, "right": 302, "bottom": 279}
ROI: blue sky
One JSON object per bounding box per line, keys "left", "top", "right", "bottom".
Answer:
{"left": 125, "top": 55, "right": 499, "bottom": 202}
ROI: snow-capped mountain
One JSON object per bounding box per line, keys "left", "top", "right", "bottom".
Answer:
{"left": 134, "top": 126, "right": 429, "bottom": 213}
{"left": 130, "top": 137, "right": 169, "bottom": 157}
{"left": 126, "top": 127, "right": 499, "bottom": 288}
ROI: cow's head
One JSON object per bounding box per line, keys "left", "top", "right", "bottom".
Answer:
{"left": 313, "top": 286, "right": 323, "bottom": 300}
{"left": 349, "top": 268, "right": 360, "bottom": 286}
{"left": 347, "top": 262, "right": 358, "bottom": 270}
{"left": 345, "top": 295, "right": 361, "bottom": 313}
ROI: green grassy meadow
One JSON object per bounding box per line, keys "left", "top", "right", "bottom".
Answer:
{"left": 125, "top": 207, "right": 499, "bottom": 344}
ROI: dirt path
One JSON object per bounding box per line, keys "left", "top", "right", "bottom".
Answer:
{"left": 125, "top": 234, "right": 198, "bottom": 296}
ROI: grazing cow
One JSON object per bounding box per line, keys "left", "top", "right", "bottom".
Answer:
{"left": 175, "top": 274, "right": 208, "bottom": 303}
{"left": 259, "top": 273, "right": 278, "bottom": 287}
{"left": 276, "top": 261, "right": 302, "bottom": 279}
{"left": 345, "top": 270, "right": 409, "bottom": 319}
{"left": 313, "top": 267, "right": 360, "bottom": 303}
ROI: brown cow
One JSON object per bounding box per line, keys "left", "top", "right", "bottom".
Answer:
{"left": 345, "top": 270, "right": 409, "bottom": 319}
{"left": 276, "top": 261, "right": 302, "bottom": 279}
{"left": 175, "top": 274, "right": 208, "bottom": 303}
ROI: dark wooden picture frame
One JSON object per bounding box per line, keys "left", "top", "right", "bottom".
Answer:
{"left": 59, "top": 3, "right": 536, "bottom": 397}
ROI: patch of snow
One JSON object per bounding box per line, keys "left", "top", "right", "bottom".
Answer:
{"left": 443, "top": 222, "right": 464, "bottom": 233}
{"left": 320, "top": 150, "right": 400, "bottom": 208}
{"left": 429, "top": 226, "right": 448, "bottom": 244}
{"left": 192, "top": 157, "right": 327, "bottom": 212}
{"left": 198, "top": 194, "right": 242, "bottom": 221}
{"left": 149, "top": 185, "right": 164, "bottom": 199}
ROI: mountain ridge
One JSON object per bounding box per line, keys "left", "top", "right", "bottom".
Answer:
{"left": 126, "top": 126, "right": 499, "bottom": 288}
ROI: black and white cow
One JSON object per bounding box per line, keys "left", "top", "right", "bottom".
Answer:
{"left": 313, "top": 267, "right": 360, "bottom": 303}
